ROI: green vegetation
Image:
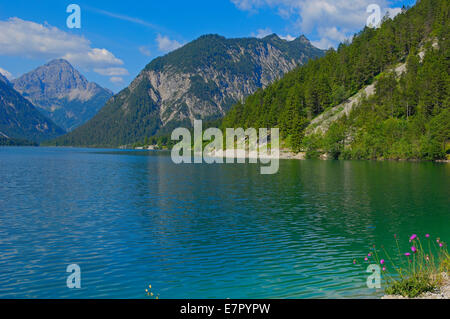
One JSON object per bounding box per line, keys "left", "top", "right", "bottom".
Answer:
{"left": 44, "top": 78, "right": 162, "bottom": 147}
{"left": 39, "top": 89, "right": 113, "bottom": 132}
{"left": 0, "top": 80, "right": 64, "bottom": 143}
{"left": 357, "top": 233, "right": 449, "bottom": 298}
{"left": 384, "top": 275, "right": 438, "bottom": 298}
{"left": 223, "top": 0, "right": 449, "bottom": 160}
{"left": 314, "top": 40, "right": 449, "bottom": 161}
{"left": 146, "top": 34, "right": 323, "bottom": 75}
{"left": 0, "top": 136, "right": 37, "bottom": 146}
{"left": 131, "top": 135, "right": 176, "bottom": 150}
{"left": 391, "top": 235, "right": 447, "bottom": 298}
{"left": 131, "top": 118, "right": 224, "bottom": 150}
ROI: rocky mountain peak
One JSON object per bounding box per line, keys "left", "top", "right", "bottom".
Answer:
{"left": 296, "top": 35, "right": 310, "bottom": 43}
{"left": 11, "top": 59, "right": 113, "bottom": 132}
{"left": 0, "top": 73, "right": 10, "bottom": 85}
{"left": 13, "top": 59, "right": 89, "bottom": 95}
{"left": 263, "top": 33, "right": 279, "bottom": 39}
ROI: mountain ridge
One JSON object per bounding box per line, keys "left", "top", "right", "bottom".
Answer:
{"left": 12, "top": 59, "right": 113, "bottom": 132}
{"left": 0, "top": 79, "right": 65, "bottom": 143}
{"left": 0, "top": 73, "right": 10, "bottom": 86}
{"left": 50, "top": 33, "right": 324, "bottom": 146}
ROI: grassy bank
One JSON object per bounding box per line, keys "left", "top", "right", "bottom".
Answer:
{"left": 356, "top": 233, "right": 449, "bottom": 298}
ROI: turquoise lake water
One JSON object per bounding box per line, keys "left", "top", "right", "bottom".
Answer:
{"left": 0, "top": 147, "right": 448, "bottom": 298}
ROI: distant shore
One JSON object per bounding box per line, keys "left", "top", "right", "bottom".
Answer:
{"left": 132, "top": 145, "right": 450, "bottom": 163}
{"left": 29, "top": 144, "right": 450, "bottom": 163}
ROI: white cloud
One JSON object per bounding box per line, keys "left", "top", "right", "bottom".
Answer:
{"left": 279, "top": 34, "right": 296, "bottom": 41}
{"left": 0, "top": 17, "right": 125, "bottom": 73}
{"left": 252, "top": 27, "right": 273, "bottom": 38}
{"left": 93, "top": 67, "right": 129, "bottom": 76}
{"left": 231, "top": 0, "right": 267, "bottom": 11}
{"left": 0, "top": 18, "right": 87, "bottom": 57}
{"left": 386, "top": 7, "right": 403, "bottom": 19}
{"left": 312, "top": 26, "right": 352, "bottom": 49}
{"left": 156, "top": 34, "right": 183, "bottom": 53}
{"left": 88, "top": 8, "right": 165, "bottom": 32}
{"left": 63, "top": 48, "right": 123, "bottom": 69}
{"left": 0, "top": 67, "right": 13, "bottom": 80}
{"left": 251, "top": 28, "right": 296, "bottom": 41}
{"left": 231, "top": 0, "right": 402, "bottom": 48}
{"left": 109, "top": 76, "right": 124, "bottom": 83}
{"left": 139, "top": 45, "right": 152, "bottom": 57}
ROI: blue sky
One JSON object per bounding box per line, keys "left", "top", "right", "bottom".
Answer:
{"left": 0, "top": 0, "right": 416, "bottom": 92}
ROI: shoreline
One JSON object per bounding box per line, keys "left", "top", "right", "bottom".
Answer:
{"left": 13, "top": 145, "right": 450, "bottom": 163}
{"left": 382, "top": 273, "right": 450, "bottom": 299}
{"left": 135, "top": 145, "right": 450, "bottom": 163}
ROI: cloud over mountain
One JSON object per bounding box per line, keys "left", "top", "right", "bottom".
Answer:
{"left": 231, "top": 0, "right": 402, "bottom": 48}
{"left": 0, "top": 67, "right": 13, "bottom": 80}
{"left": 156, "top": 34, "right": 184, "bottom": 53}
{"left": 0, "top": 18, "right": 126, "bottom": 79}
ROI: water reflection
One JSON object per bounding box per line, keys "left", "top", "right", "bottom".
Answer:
{"left": 0, "top": 148, "right": 448, "bottom": 298}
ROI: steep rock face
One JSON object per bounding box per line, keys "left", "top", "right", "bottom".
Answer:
{"left": 0, "top": 80, "right": 64, "bottom": 142}
{"left": 305, "top": 62, "right": 409, "bottom": 136}
{"left": 55, "top": 34, "right": 324, "bottom": 146}
{"left": 0, "top": 73, "right": 10, "bottom": 85}
{"left": 142, "top": 34, "right": 322, "bottom": 125}
{"left": 12, "top": 59, "right": 113, "bottom": 132}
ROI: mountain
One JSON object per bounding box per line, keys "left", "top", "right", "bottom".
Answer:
{"left": 0, "top": 73, "right": 10, "bottom": 85}
{"left": 0, "top": 79, "right": 64, "bottom": 143}
{"left": 223, "top": 0, "right": 449, "bottom": 161}
{"left": 50, "top": 34, "right": 324, "bottom": 146}
{"left": 12, "top": 59, "right": 113, "bottom": 132}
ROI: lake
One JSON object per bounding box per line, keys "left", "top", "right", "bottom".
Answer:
{"left": 0, "top": 147, "right": 448, "bottom": 298}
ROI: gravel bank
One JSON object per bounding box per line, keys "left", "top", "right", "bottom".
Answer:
{"left": 382, "top": 273, "right": 450, "bottom": 299}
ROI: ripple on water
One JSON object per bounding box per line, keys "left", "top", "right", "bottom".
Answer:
{"left": 0, "top": 148, "right": 448, "bottom": 298}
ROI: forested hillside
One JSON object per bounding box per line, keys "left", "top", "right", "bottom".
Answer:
{"left": 0, "top": 80, "right": 64, "bottom": 143}
{"left": 223, "top": 0, "right": 449, "bottom": 160}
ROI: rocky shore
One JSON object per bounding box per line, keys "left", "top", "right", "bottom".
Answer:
{"left": 382, "top": 273, "right": 450, "bottom": 299}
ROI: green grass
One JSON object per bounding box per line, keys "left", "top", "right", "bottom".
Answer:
{"left": 357, "top": 234, "right": 449, "bottom": 298}
{"left": 440, "top": 254, "right": 450, "bottom": 273}
{"left": 385, "top": 274, "right": 438, "bottom": 298}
